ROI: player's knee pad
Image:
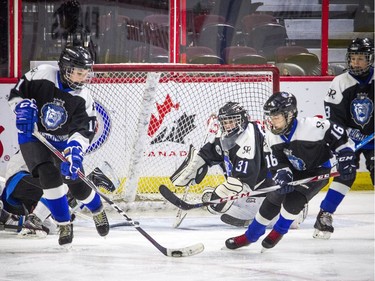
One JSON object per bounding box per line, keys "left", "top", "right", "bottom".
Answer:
{"left": 37, "top": 162, "right": 63, "bottom": 188}
{"left": 68, "top": 181, "right": 92, "bottom": 201}
{"left": 283, "top": 191, "right": 307, "bottom": 215}
{"left": 258, "top": 196, "right": 281, "bottom": 221}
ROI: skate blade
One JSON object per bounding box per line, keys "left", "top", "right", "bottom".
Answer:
{"left": 261, "top": 247, "right": 269, "bottom": 253}
{"left": 59, "top": 243, "right": 73, "bottom": 250}
{"left": 18, "top": 229, "right": 47, "bottom": 239}
{"left": 313, "top": 229, "right": 331, "bottom": 239}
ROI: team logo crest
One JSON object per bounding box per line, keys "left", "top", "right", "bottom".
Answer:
{"left": 41, "top": 99, "right": 68, "bottom": 131}
{"left": 284, "top": 148, "right": 306, "bottom": 171}
{"left": 351, "top": 93, "right": 373, "bottom": 128}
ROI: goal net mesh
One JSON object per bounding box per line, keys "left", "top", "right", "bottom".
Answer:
{"left": 84, "top": 64, "right": 279, "bottom": 203}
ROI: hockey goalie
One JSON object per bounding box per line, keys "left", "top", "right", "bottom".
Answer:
{"left": 170, "top": 102, "right": 307, "bottom": 228}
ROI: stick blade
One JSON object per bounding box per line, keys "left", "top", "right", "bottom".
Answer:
{"left": 159, "top": 185, "right": 194, "bottom": 210}
{"left": 172, "top": 212, "right": 188, "bottom": 228}
{"left": 166, "top": 243, "right": 205, "bottom": 257}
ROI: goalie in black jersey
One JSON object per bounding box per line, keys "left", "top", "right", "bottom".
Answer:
{"left": 314, "top": 38, "right": 374, "bottom": 239}
{"left": 170, "top": 102, "right": 306, "bottom": 228}
{"left": 225, "top": 92, "right": 356, "bottom": 251}
{"left": 7, "top": 46, "right": 109, "bottom": 246}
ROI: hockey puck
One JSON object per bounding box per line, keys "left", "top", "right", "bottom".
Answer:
{"left": 171, "top": 251, "right": 183, "bottom": 257}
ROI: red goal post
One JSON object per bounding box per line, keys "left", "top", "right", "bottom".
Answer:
{"left": 84, "top": 64, "right": 279, "bottom": 202}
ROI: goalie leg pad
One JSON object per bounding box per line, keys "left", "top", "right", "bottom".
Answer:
{"left": 170, "top": 144, "right": 208, "bottom": 187}
{"left": 208, "top": 177, "right": 243, "bottom": 213}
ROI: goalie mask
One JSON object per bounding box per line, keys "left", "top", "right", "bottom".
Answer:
{"left": 218, "top": 102, "right": 249, "bottom": 150}
{"left": 58, "top": 46, "right": 93, "bottom": 90}
{"left": 346, "top": 38, "right": 374, "bottom": 76}
{"left": 263, "top": 92, "right": 297, "bottom": 135}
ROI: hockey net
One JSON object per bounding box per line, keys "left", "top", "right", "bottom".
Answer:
{"left": 84, "top": 64, "right": 279, "bottom": 203}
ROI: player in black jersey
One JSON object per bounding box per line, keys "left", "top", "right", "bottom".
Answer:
{"left": 171, "top": 102, "right": 303, "bottom": 227}
{"left": 225, "top": 92, "right": 356, "bottom": 251}
{"left": 8, "top": 46, "right": 109, "bottom": 246}
{"left": 314, "top": 38, "right": 374, "bottom": 239}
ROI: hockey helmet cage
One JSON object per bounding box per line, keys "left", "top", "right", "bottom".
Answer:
{"left": 218, "top": 102, "right": 249, "bottom": 150}
{"left": 218, "top": 102, "right": 249, "bottom": 138}
{"left": 346, "top": 37, "right": 374, "bottom": 76}
{"left": 58, "top": 46, "right": 93, "bottom": 90}
{"left": 263, "top": 92, "right": 297, "bottom": 135}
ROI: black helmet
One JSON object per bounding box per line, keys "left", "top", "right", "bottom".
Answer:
{"left": 218, "top": 102, "right": 249, "bottom": 150}
{"left": 346, "top": 38, "right": 374, "bottom": 76}
{"left": 263, "top": 92, "right": 297, "bottom": 135}
{"left": 58, "top": 46, "right": 93, "bottom": 90}
{"left": 218, "top": 102, "right": 249, "bottom": 137}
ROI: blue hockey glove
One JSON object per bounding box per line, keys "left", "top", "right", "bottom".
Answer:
{"left": 15, "top": 99, "right": 38, "bottom": 142}
{"left": 61, "top": 141, "right": 84, "bottom": 180}
{"left": 337, "top": 149, "right": 356, "bottom": 181}
{"left": 273, "top": 168, "right": 294, "bottom": 194}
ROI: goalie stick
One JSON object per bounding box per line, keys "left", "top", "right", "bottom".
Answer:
{"left": 32, "top": 129, "right": 204, "bottom": 258}
{"left": 172, "top": 114, "right": 219, "bottom": 228}
{"left": 159, "top": 171, "right": 340, "bottom": 211}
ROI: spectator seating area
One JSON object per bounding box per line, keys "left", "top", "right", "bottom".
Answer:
{"left": 86, "top": 0, "right": 374, "bottom": 76}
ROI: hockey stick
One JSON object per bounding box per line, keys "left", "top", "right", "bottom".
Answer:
{"left": 159, "top": 171, "right": 340, "bottom": 211}
{"left": 32, "top": 130, "right": 204, "bottom": 257}
{"left": 172, "top": 114, "right": 218, "bottom": 228}
{"left": 354, "top": 132, "right": 374, "bottom": 151}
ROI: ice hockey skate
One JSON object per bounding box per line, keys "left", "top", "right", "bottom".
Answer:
{"left": 225, "top": 233, "right": 251, "bottom": 250}
{"left": 19, "top": 213, "right": 49, "bottom": 238}
{"left": 58, "top": 223, "right": 73, "bottom": 246}
{"left": 261, "top": 229, "right": 283, "bottom": 252}
{"left": 93, "top": 207, "right": 109, "bottom": 237}
{"left": 0, "top": 201, "right": 23, "bottom": 232}
{"left": 313, "top": 209, "right": 334, "bottom": 239}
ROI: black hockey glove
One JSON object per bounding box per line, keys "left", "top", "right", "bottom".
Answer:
{"left": 273, "top": 168, "right": 294, "bottom": 194}
{"left": 337, "top": 149, "right": 356, "bottom": 181}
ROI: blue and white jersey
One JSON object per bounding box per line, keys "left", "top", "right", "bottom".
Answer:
{"left": 265, "top": 116, "right": 355, "bottom": 172}
{"left": 324, "top": 68, "right": 374, "bottom": 149}
{"left": 8, "top": 64, "right": 96, "bottom": 152}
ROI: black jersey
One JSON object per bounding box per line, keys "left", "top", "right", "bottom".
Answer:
{"left": 265, "top": 116, "right": 354, "bottom": 172}
{"left": 8, "top": 64, "right": 96, "bottom": 152}
{"left": 324, "top": 69, "right": 374, "bottom": 139}
{"left": 198, "top": 122, "right": 269, "bottom": 188}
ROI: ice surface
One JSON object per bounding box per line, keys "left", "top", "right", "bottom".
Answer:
{"left": 0, "top": 191, "right": 374, "bottom": 281}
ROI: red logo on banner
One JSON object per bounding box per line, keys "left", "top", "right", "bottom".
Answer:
{"left": 0, "top": 125, "right": 4, "bottom": 158}
{"left": 148, "top": 95, "right": 180, "bottom": 137}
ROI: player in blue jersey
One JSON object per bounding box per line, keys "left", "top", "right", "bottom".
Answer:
{"left": 314, "top": 38, "right": 374, "bottom": 239}
{"left": 8, "top": 46, "right": 109, "bottom": 246}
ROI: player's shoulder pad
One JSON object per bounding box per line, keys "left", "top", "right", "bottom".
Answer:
{"left": 25, "top": 64, "right": 58, "bottom": 82}
{"left": 236, "top": 124, "right": 257, "bottom": 159}
{"left": 325, "top": 72, "right": 357, "bottom": 105}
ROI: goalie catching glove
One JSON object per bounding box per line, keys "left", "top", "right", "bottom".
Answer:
{"left": 205, "top": 177, "right": 244, "bottom": 214}
{"left": 170, "top": 144, "right": 208, "bottom": 187}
